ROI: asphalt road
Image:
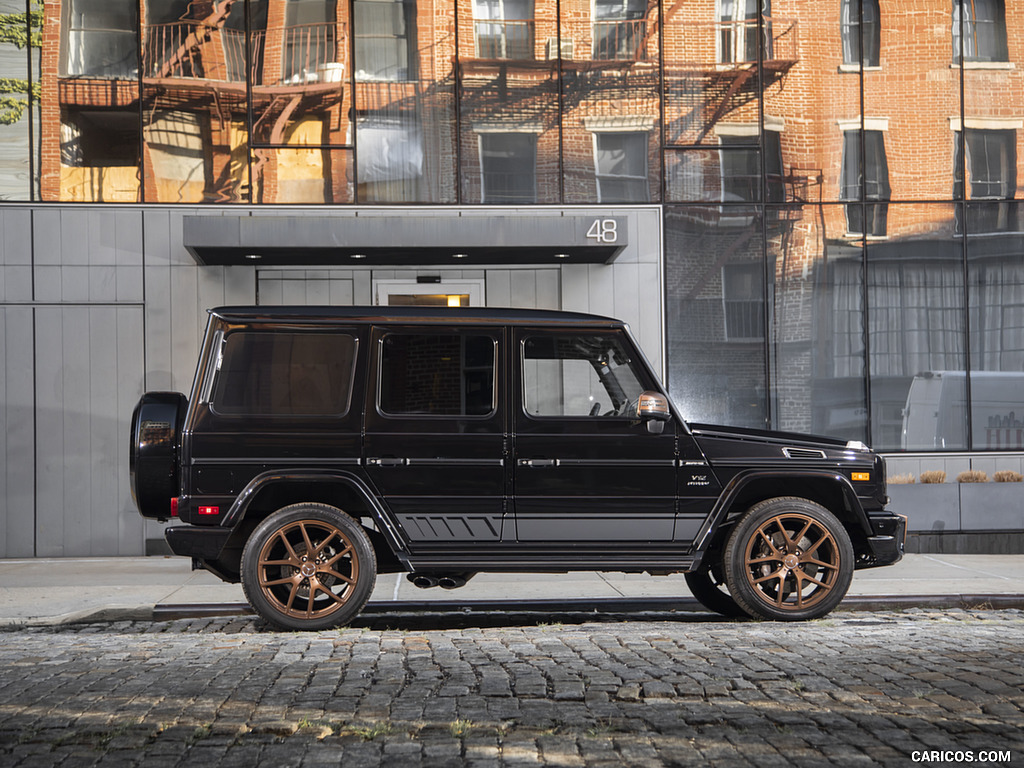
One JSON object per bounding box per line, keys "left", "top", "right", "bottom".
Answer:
{"left": 1, "top": 608, "right": 1021, "bottom": 767}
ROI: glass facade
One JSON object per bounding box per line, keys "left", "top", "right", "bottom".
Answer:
{"left": 2, "top": 0, "right": 1024, "bottom": 451}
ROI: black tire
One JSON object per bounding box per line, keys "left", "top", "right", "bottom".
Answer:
{"left": 723, "top": 497, "right": 854, "bottom": 621}
{"left": 684, "top": 563, "right": 746, "bottom": 618}
{"left": 241, "top": 503, "right": 376, "bottom": 631}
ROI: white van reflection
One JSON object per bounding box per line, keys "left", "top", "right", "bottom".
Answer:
{"left": 902, "top": 371, "right": 1024, "bottom": 451}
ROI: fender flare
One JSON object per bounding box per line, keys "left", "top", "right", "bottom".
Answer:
{"left": 219, "top": 469, "right": 410, "bottom": 567}
{"left": 690, "top": 469, "right": 872, "bottom": 570}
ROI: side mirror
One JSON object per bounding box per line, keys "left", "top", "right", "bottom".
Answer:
{"left": 636, "top": 391, "right": 671, "bottom": 434}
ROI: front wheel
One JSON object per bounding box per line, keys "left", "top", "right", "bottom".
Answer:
{"left": 241, "top": 503, "right": 376, "bottom": 631}
{"left": 723, "top": 497, "right": 854, "bottom": 621}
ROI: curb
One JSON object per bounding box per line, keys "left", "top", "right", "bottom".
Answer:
{"left": 4, "top": 594, "right": 1022, "bottom": 628}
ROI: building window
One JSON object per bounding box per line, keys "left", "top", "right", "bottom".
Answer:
{"left": 840, "top": 129, "right": 890, "bottom": 237}
{"left": 354, "top": 0, "right": 416, "bottom": 80}
{"left": 953, "top": 0, "right": 1008, "bottom": 63}
{"left": 63, "top": 0, "right": 138, "bottom": 78}
{"left": 718, "top": 0, "right": 771, "bottom": 64}
{"left": 955, "top": 129, "right": 1019, "bottom": 233}
{"left": 594, "top": 132, "right": 648, "bottom": 203}
{"left": 474, "top": 0, "right": 535, "bottom": 60}
{"left": 718, "top": 130, "right": 784, "bottom": 204}
{"left": 283, "top": 0, "right": 338, "bottom": 83}
{"left": 480, "top": 133, "right": 536, "bottom": 203}
{"left": 723, "top": 262, "right": 764, "bottom": 341}
{"left": 594, "top": 0, "right": 646, "bottom": 61}
{"left": 357, "top": 117, "right": 425, "bottom": 202}
{"left": 841, "top": 0, "right": 880, "bottom": 67}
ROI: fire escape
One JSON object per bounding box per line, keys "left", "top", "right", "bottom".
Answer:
{"left": 139, "top": 2, "right": 346, "bottom": 200}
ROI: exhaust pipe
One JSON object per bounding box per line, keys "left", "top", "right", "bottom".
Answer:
{"left": 408, "top": 574, "right": 439, "bottom": 589}
{"left": 438, "top": 572, "right": 475, "bottom": 590}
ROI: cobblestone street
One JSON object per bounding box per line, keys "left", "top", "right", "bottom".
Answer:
{"left": 0, "top": 609, "right": 1021, "bottom": 767}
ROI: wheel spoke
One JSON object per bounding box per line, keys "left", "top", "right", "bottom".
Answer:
{"left": 805, "top": 533, "right": 832, "bottom": 557}
{"left": 752, "top": 567, "right": 785, "bottom": 585}
{"left": 311, "top": 530, "right": 339, "bottom": 559}
{"left": 299, "top": 522, "right": 316, "bottom": 559}
{"left": 792, "top": 518, "right": 814, "bottom": 547}
{"left": 311, "top": 580, "right": 346, "bottom": 606}
{"left": 324, "top": 545, "right": 354, "bottom": 569}
{"left": 755, "top": 528, "right": 782, "bottom": 555}
{"left": 772, "top": 516, "right": 797, "bottom": 550}
{"left": 261, "top": 574, "right": 299, "bottom": 588}
{"left": 322, "top": 568, "right": 356, "bottom": 586}
{"left": 801, "top": 556, "right": 836, "bottom": 571}
{"left": 279, "top": 533, "right": 301, "bottom": 562}
{"left": 795, "top": 570, "right": 831, "bottom": 591}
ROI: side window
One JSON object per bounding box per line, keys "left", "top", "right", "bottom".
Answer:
{"left": 379, "top": 333, "right": 496, "bottom": 416}
{"left": 522, "top": 334, "right": 645, "bottom": 417}
{"left": 211, "top": 331, "right": 357, "bottom": 416}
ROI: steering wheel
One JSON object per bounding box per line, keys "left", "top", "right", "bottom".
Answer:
{"left": 589, "top": 402, "right": 602, "bottom": 417}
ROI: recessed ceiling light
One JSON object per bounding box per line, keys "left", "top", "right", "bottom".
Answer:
{"left": 452, "top": 253, "right": 469, "bottom": 259}
{"left": 350, "top": 253, "right": 367, "bottom": 260}
{"left": 244, "top": 253, "right": 262, "bottom": 260}
{"left": 554, "top": 253, "right": 570, "bottom": 259}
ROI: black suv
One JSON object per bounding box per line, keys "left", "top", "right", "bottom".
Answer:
{"left": 130, "top": 306, "right": 905, "bottom": 630}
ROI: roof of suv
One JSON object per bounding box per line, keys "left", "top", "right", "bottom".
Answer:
{"left": 210, "top": 306, "right": 625, "bottom": 327}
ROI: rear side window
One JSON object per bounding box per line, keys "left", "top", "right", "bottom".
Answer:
{"left": 211, "top": 331, "right": 357, "bottom": 416}
{"left": 379, "top": 333, "right": 495, "bottom": 417}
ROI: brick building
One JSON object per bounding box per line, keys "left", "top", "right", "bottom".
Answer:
{"left": 1, "top": 0, "right": 1023, "bottom": 556}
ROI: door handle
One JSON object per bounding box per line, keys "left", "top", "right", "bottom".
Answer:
{"left": 367, "top": 457, "right": 408, "bottom": 467}
{"left": 518, "top": 459, "right": 559, "bottom": 468}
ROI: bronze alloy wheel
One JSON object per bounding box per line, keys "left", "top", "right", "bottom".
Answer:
{"left": 241, "top": 503, "right": 377, "bottom": 631}
{"left": 257, "top": 519, "right": 359, "bottom": 621}
{"left": 723, "top": 497, "right": 854, "bottom": 621}
{"left": 742, "top": 513, "right": 840, "bottom": 611}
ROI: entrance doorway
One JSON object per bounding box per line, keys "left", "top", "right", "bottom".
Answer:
{"left": 373, "top": 279, "right": 485, "bottom": 307}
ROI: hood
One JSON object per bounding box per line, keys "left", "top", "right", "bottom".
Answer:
{"left": 687, "top": 422, "right": 864, "bottom": 452}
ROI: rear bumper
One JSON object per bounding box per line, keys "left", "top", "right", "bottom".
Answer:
{"left": 859, "top": 513, "right": 907, "bottom": 568}
{"left": 165, "top": 525, "right": 231, "bottom": 560}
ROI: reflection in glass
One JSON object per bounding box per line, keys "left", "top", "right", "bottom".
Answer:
{"left": 473, "top": 0, "right": 534, "bottom": 60}
{"left": 593, "top": 0, "right": 645, "bottom": 61}
{"left": 253, "top": 147, "right": 352, "bottom": 204}
{"left": 768, "top": 205, "right": 867, "bottom": 443}
{"left": 840, "top": 130, "right": 890, "bottom": 237}
{"left": 840, "top": 0, "right": 880, "bottom": 67}
{"left": 665, "top": 206, "right": 767, "bottom": 429}
{"left": 0, "top": 0, "right": 35, "bottom": 200}
{"left": 64, "top": 0, "right": 137, "bottom": 77}
{"left": 968, "top": 221, "right": 1024, "bottom": 450}
{"left": 866, "top": 219, "right": 967, "bottom": 451}
{"left": 954, "top": 130, "right": 1019, "bottom": 234}
{"left": 594, "top": 132, "right": 648, "bottom": 202}
{"left": 354, "top": 0, "right": 415, "bottom": 81}
{"left": 953, "top": 0, "right": 1007, "bottom": 64}
{"left": 480, "top": 132, "right": 536, "bottom": 203}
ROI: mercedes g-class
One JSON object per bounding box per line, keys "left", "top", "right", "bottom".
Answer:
{"left": 130, "top": 306, "right": 905, "bottom": 630}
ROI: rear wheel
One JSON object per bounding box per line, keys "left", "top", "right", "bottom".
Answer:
{"left": 241, "top": 503, "right": 376, "bottom": 631}
{"left": 684, "top": 562, "right": 746, "bottom": 618}
{"left": 723, "top": 497, "right": 854, "bottom": 621}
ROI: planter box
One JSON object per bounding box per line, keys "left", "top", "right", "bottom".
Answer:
{"left": 887, "top": 483, "right": 961, "bottom": 532}
{"left": 959, "top": 483, "right": 1024, "bottom": 530}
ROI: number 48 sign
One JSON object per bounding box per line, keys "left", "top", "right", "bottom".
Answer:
{"left": 586, "top": 218, "right": 619, "bottom": 244}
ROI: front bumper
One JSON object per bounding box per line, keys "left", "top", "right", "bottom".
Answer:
{"left": 858, "top": 512, "right": 907, "bottom": 568}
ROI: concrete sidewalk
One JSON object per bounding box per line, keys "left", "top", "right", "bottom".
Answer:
{"left": 0, "top": 553, "right": 1021, "bottom": 627}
